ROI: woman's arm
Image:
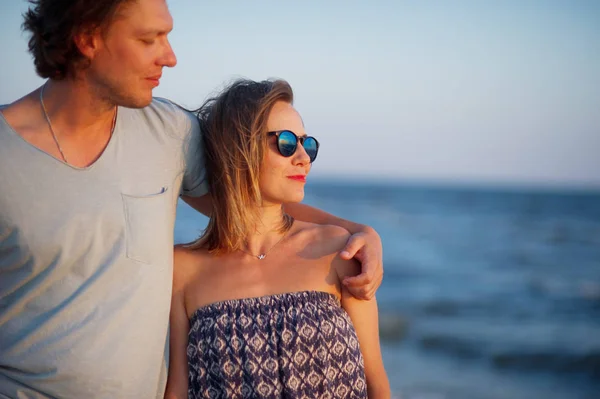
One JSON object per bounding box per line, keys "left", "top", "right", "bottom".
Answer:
{"left": 164, "top": 248, "right": 191, "bottom": 399}
{"left": 334, "top": 252, "right": 390, "bottom": 398}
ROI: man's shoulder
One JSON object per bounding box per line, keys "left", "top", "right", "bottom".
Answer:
{"left": 0, "top": 94, "right": 40, "bottom": 139}
{"left": 130, "top": 97, "right": 191, "bottom": 120}
{"left": 125, "top": 97, "right": 199, "bottom": 138}
{"left": 149, "top": 97, "right": 189, "bottom": 114}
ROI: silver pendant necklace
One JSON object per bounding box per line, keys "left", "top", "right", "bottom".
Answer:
{"left": 239, "top": 231, "right": 289, "bottom": 260}
{"left": 39, "top": 83, "right": 117, "bottom": 164}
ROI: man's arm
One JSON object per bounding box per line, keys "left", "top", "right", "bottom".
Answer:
{"left": 181, "top": 194, "right": 383, "bottom": 299}
{"left": 181, "top": 193, "right": 212, "bottom": 216}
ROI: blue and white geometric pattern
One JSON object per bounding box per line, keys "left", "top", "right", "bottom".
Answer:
{"left": 187, "top": 291, "right": 367, "bottom": 398}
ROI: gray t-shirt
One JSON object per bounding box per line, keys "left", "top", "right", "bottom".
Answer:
{"left": 0, "top": 98, "right": 208, "bottom": 398}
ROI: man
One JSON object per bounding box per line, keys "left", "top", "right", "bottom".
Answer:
{"left": 0, "top": 0, "right": 383, "bottom": 398}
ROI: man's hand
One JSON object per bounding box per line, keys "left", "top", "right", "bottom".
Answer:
{"left": 339, "top": 226, "right": 383, "bottom": 300}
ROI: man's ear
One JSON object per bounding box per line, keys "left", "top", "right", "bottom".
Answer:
{"left": 74, "top": 28, "right": 102, "bottom": 60}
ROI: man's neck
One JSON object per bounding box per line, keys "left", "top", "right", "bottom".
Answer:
{"left": 40, "top": 78, "right": 117, "bottom": 138}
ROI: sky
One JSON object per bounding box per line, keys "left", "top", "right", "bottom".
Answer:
{"left": 1, "top": 0, "right": 599, "bottom": 189}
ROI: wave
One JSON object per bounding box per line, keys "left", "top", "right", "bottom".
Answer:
{"left": 416, "top": 331, "right": 600, "bottom": 380}
{"left": 418, "top": 334, "right": 482, "bottom": 359}
{"left": 492, "top": 351, "right": 600, "bottom": 378}
{"left": 379, "top": 313, "right": 410, "bottom": 342}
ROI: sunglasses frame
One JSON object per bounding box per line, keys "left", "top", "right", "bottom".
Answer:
{"left": 267, "top": 130, "right": 320, "bottom": 163}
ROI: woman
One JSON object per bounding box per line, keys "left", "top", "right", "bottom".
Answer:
{"left": 165, "top": 79, "right": 390, "bottom": 398}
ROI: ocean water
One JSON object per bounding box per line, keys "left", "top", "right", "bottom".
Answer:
{"left": 174, "top": 180, "right": 600, "bottom": 399}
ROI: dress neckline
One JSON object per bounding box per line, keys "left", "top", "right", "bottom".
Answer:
{"left": 188, "top": 290, "right": 340, "bottom": 322}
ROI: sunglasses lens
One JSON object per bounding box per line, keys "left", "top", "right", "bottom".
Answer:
{"left": 277, "top": 131, "right": 297, "bottom": 157}
{"left": 303, "top": 137, "right": 318, "bottom": 162}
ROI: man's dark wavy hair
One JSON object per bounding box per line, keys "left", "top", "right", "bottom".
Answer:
{"left": 22, "top": 0, "right": 132, "bottom": 80}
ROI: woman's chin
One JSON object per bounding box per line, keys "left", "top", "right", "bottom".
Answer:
{"left": 283, "top": 193, "right": 305, "bottom": 204}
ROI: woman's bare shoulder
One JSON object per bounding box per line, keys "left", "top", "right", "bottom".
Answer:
{"left": 292, "top": 221, "right": 351, "bottom": 257}
{"left": 291, "top": 222, "right": 360, "bottom": 285}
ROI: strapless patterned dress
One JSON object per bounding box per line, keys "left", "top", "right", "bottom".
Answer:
{"left": 186, "top": 290, "right": 367, "bottom": 398}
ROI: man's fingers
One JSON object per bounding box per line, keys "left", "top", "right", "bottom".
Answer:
{"left": 344, "top": 277, "right": 376, "bottom": 300}
{"left": 343, "top": 258, "right": 381, "bottom": 299}
{"left": 344, "top": 249, "right": 376, "bottom": 286}
{"left": 340, "top": 229, "right": 383, "bottom": 300}
{"left": 343, "top": 263, "right": 376, "bottom": 287}
{"left": 343, "top": 272, "right": 370, "bottom": 288}
{"left": 339, "top": 234, "right": 365, "bottom": 260}
{"left": 366, "top": 271, "right": 383, "bottom": 298}
{"left": 344, "top": 279, "right": 370, "bottom": 300}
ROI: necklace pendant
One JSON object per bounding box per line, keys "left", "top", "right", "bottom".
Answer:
{"left": 257, "top": 254, "right": 266, "bottom": 260}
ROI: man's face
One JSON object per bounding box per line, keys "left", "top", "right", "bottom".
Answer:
{"left": 87, "top": 0, "right": 177, "bottom": 108}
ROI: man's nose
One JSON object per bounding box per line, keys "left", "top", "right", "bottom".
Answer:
{"left": 161, "top": 39, "right": 177, "bottom": 68}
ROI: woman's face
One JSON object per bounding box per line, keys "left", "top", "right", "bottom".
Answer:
{"left": 259, "top": 101, "right": 312, "bottom": 206}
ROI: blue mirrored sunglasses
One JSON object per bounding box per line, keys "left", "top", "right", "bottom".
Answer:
{"left": 267, "top": 130, "right": 320, "bottom": 163}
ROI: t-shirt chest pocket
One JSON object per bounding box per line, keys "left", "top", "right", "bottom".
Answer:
{"left": 122, "top": 187, "right": 172, "bottom": 265}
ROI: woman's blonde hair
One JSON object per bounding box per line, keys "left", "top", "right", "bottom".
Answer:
{"left": 191, "top": 79, "right": 295, "bottom": 254}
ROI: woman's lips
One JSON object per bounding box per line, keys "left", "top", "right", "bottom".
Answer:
{"left": 287, "top": 175, "right": 306, "bottom": 182}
